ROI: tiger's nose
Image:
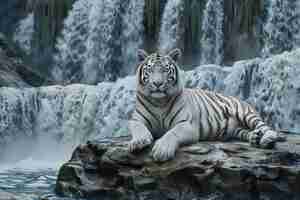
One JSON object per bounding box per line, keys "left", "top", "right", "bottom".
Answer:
{"left": 153, "top": 81, "right": 163, "bottom": 88}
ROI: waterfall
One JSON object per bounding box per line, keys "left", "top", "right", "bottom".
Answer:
{"left": 13, "top": 13, "right": 34, "bottom": 54}
{"left": 52, "top": 0, "right": 93, "bottom": 83}
{"left": 262, "top": 0, "right": 300, "bottom": 57}
{"left": 0, "top": 87, "right": 38, "bottom": 161}
{"left": 53, "top": 0, "right": 145, "bottom": 84}
{"left": 120, "top": 0, "right": 145, "bottom": 75}
{"left": 200, "top": 0, "right": 224, "bottom": 65}
{"left": 1, "top": 49, "right": 300, "bottom": 162}
{"left": 83, "top": 0, "right": 122, "bottom": 84}
{"left": 0, "top": 77, "right": 136, "bottom": 161}
{"left": 158, "top": 0, "right": 184, "bottom": 54}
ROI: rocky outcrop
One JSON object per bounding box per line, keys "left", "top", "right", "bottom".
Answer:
{"left": 30, "top": 0, "right": 74, "bottom": 71}
{"left": 56, "top": 134, "right": 300, "bottom": 199}
{"left": 0, "top": 33, "right": 50, "bottom": 87}
{"left": 0, "top": 0, "right": 28, "bottom": 36}
{"left": 223, "top": 0, "right": 263, "bottom": 64}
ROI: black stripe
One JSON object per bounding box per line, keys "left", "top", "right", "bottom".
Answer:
{"left": 169, "top": 106, "right": 184, "bottom": 128}
{"left": 231, "top": 98, "right": 240, "bottom": 122}
{"left": 213, "top": 119, "right": 221, "bottom": 138}
{"left": 216, "top": 94, "right": 231, "bottom": 108}
{"left": 256, "top": 123, "right": 266, "bottom": 130}
{"left": 222, "top": 117, "right": 229, "bottom": 138}
{"left": 240, "top": 129, "right": 248, "bottom": 141}
{"left": 204, "top": 92, "right": 223, "bottom": 120}
{"left": 136, "top": 109, "right": 153, "bottom": 129}
{"left": 251, "top": 118, "right": 261, "bottom": 128}
{"left": 215, "top": 118, "right": 225, "bottom": 138}
{"left": 245, "top": 114, "right": 257, "bottom": 127}
{"left": 137, "top": 92, "right": 157, "bottom": 107}
{"left": 207, "top": 120, "right": 213, "bottom": 139}
{"left": 243, "top": 107, "right": 251, "bottom": 122}
{"left": 193, "top": 93, "right": 204, "bottom": 139}
{"left": 165, "top": 93, "right": 181, "bottom": 116}
{"left": 235, "top": 128, "right": 243, "bottom": 139}
{"left": 244, "top": 113, "right": 256, "bottom": 123}
{"left": 196, "top": 91, "right": 210, "bottom": 117}
{"left": 196, "top": 92, "right": 213, "bottom": 135}
{"left": 137, "top": 95, "right": 160, "bottom": 123}
{"left": 163, "top": 93, "right": 181, "bottom": 126}
{"left": 238, "top": 102, "right": 246, "bottom": 126}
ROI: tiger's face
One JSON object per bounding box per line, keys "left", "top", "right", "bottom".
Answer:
{"left": 136, "top": 49, "right": 183, "bottom": 99}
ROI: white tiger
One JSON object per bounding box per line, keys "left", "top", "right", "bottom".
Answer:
{"left": 129, "top": 49, "right": 284, "bottom": 162}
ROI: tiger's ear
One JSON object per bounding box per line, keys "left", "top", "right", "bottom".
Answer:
{"left": 137, "top": 49, "right": 148, "bottom": 62}
{"left": 167, "top": 48, "right": 182, "bottom": 62}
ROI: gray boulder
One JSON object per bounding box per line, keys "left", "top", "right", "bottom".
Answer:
{"left": 56, "top": 135, "right": 300, "bottom": 200}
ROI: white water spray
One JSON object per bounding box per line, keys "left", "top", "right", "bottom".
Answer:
{"left": 200, "top": 0, "right": 224, "bottom": 65}
{"left": 262, "top": 0, "right": 300, "bottom": 57}
{"left": 13, "top": 13, "right": 34, "bottom": 54}
{"left": 53, "top": 0, "right": 145, "bottom": 84}
{"left": 158, "top": 0, "right": 184, "bottom": 54}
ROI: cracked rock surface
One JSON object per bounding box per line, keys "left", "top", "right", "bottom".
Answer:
{"left": 56, "top": 135, "right": 300, "bottom": 200}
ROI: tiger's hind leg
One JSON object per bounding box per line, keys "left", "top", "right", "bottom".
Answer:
{"left": 231, "top": 127, "right": 262, "bottom": 147}
{"left": 242, "top": 111, "right": 286, "bottom": 148}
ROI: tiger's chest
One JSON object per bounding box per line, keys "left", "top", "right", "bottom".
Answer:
{"left": 137, "top": 95, "right": 187, "bottom": 138}
{"left": 147, "top": 107, "right": 175, "bottom": 139}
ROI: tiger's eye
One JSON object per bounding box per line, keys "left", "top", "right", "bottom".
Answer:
{"left": 162, "top": 65, "right": 170, "bottom": 72}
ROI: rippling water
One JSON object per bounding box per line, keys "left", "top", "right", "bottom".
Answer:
{"left": 0, "top": 159, "right": 77, "bottom": 200}
{"left": 0, "top": 159, "right": 224, "bottom": 200}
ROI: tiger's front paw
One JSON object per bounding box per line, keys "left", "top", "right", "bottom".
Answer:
{"left": 151, "top": 134, "right": 179, "bottom": 162}
{"left": 259, "top": 130, "right": 281, "bottom": 149}
{"left": 129, "top": 133, "right": 153, "bottom": 153}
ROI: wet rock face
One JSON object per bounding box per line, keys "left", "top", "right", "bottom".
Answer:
{"left": 56, "top": 135, "right": 300, "bottom": 199}
{"left": 0, "top": 0, "right": 28, "bottom": 36}
{"left": 0, "top": 33, "right": 48, "bottom": 87}
{"left": 223, "top": 0, "right": 263, "bottom": 64}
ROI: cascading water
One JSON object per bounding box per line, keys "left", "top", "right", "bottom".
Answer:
{"left": 3, "top": 1, "right": 300, "bottom": 199}
{"left": 1, "top": 48, "right": 300, "bottom": 199}
{"left": 83, "top": 0, "right": 123, "bottom": 84}
{"left": 200, "top": 0, "right": 224, "bottom": 65}
{"left": 120, "top": 0, "right": 145, "bottom": 76}
{"left": 52, "top": 0, "right": 92, "bottom": 83}
{"left": 158, "top": 0, "right": 184, "bottom": 54}
{"left": 0, "top": 78, "right": 137, "bottom": 163}
{"left": 53, "top": 0, "right": 144, "bottom": 84}
{"left": 2, "top": 49, "right": 300, "bottom": 161}
{"left": 262, "top": 0, "right": 300, "bottom": 57}
{"left": 13, "top": 13, "right": 34, "bottom": 54}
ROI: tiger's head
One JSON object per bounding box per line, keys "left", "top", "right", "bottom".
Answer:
{"left": 136, "top": 49, "right": 183, "bottom": 100}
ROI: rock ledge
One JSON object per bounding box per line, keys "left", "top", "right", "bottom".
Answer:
{"left": 56, "top": 135, "right": 300, "bottom": 200}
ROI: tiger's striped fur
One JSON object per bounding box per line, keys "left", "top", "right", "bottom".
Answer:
{"left": 129, "top": 49, "right": 283, "bottom": 162}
